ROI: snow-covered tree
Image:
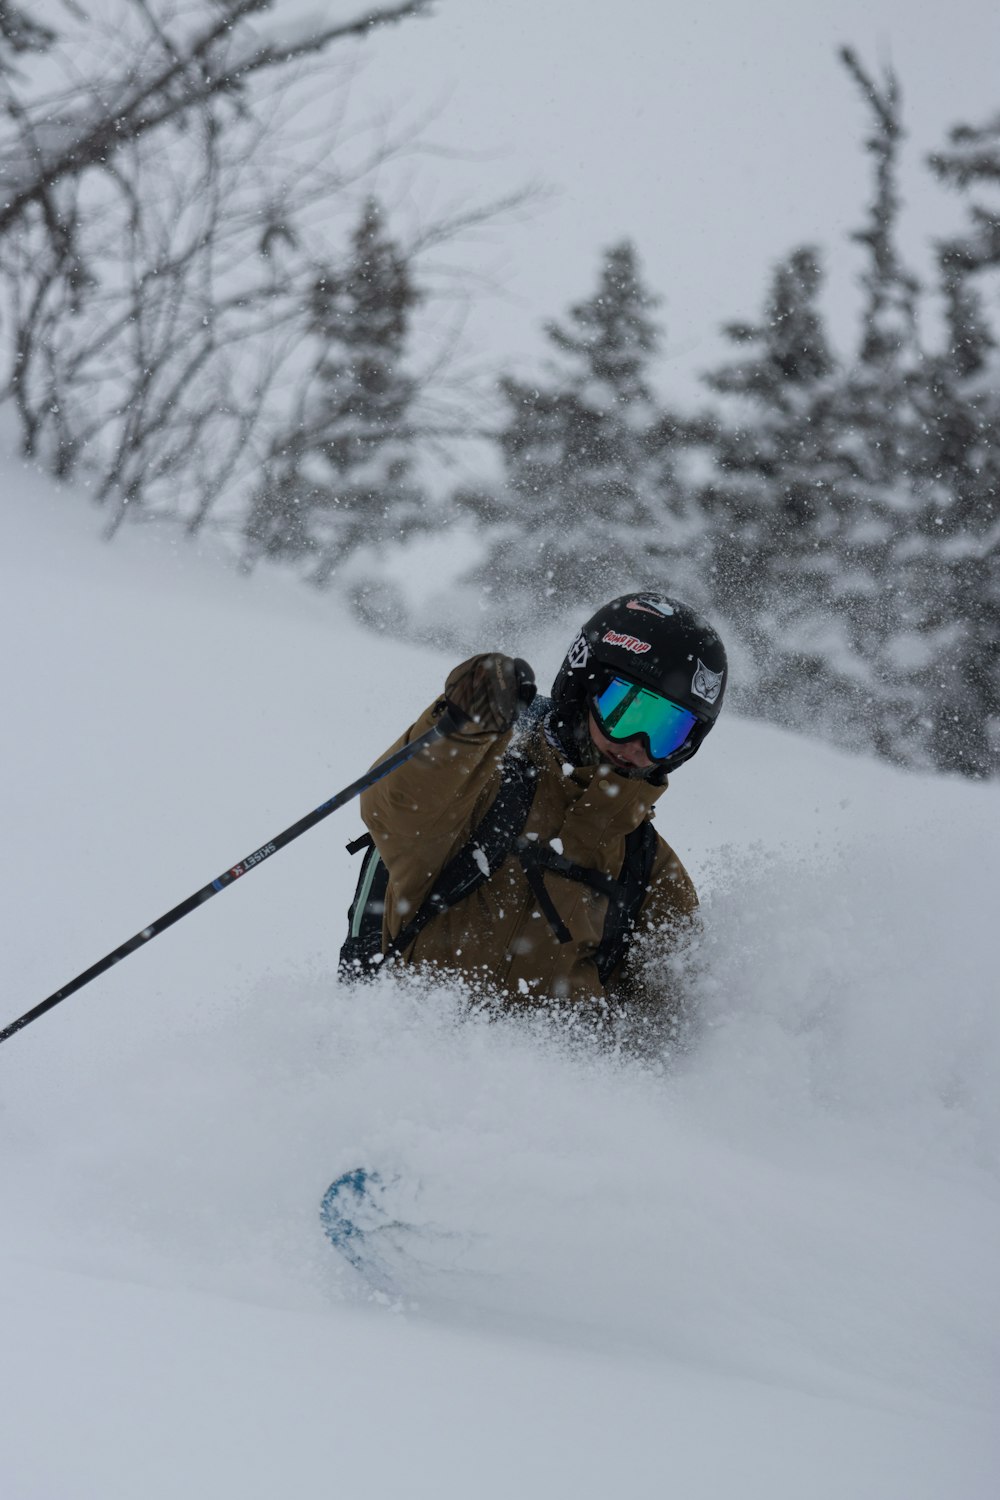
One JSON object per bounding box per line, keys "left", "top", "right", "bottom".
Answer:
{"left": 699, "top": 246, "right": 853, "bottom": 728}
{"left": 245, "top": 197, "right": 425, "bottom": 584}
{"left": 834, "top": 86, "right": 1000, "bottom": 777}
{"left": 908, "top": 109, "right": 1000, "bottom": 776}
{"left": 840, "top": 49, "right": 921, "bottom": 377}
{"left": 467, "top": 240, "right": 698, "bottom": 618}
{"left": 697, "top": 51, "right": 1000, "bottom": 778}
{"left": 819, "top": 51, "right": 931, "bottom": 765}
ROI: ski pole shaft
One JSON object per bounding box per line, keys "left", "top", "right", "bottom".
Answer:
{"left": 0, "top": 719, "right": 451, "bottom": 1048}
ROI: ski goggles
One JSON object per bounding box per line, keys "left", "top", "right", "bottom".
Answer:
{"left": 591, "top": 676, "right": 698, "bottom": 761}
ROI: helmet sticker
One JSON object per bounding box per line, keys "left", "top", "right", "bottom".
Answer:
{"left": 692, "top": 659, "right": 724, "bottom": 704}
{"left": 626, "top": 595, "right": 675, "bottom": 618}
{"left": 602, "top": 630, "right": 652, "bottom": 655}
{"left": 567, "top": 632, "right": 590, "bottom": 670}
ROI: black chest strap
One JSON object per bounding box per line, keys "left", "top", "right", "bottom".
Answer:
{"left": 515, "top": 837, "right": 619, "bottom": 943}
{"left": 382, "top": 747, "right": 540, "bottom": 964}
{"left": 515, "top": 824, "right": 658, "bottom": 980}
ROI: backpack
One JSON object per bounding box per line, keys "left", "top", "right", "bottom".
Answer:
{"left": 338, "top": 713, "right": 659, "bottom": 988}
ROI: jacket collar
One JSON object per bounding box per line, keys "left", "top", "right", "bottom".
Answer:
{"left": 525, "top": 710, "right": 668, "bottom": 832}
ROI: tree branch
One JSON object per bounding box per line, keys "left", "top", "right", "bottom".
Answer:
{"left": 0, "top": 0, "right": 431, "bottom": 235}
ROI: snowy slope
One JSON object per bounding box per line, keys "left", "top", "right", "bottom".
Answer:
{"left": 1, "top": 457, "right": 998, "bottom": 1499}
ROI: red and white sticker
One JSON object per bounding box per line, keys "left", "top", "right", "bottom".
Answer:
{"left": 626, "top": 595, "right": 674, "bottom": 618}
{"left": 602, "top": 629, "right": 652, "bottom": 655}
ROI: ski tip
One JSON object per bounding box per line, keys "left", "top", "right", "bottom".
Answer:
{"left": 320, "top": 1168, "right": 379, "bottom": 1245}
{"left": 320, "top": 1167, "right": 400, "bottom": 1296}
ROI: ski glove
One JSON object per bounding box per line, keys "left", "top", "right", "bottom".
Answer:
{"left": 443, "top": 654, "right": 537, "bottom": 735}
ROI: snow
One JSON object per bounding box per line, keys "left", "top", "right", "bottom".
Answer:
{"left": 1, "top": 453, "right": 999, "bottom": 1498}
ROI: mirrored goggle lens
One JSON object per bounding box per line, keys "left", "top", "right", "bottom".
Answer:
{"left": 593, "top": 678, "right": 698, "bottom": 760}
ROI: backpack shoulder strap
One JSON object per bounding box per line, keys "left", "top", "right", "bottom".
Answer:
{"left": 382, "top": 745, "right": 539, "bottom": 964}
{"left": 340, "top": 705, "right": 551, "bottom": 980}
{"left": 594, "top": 817, "right": 659, "bottom": 982}
{"left": 514, "top": 815, "right": 659, "bottom": 978}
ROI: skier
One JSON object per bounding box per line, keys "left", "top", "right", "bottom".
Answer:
{"left": 341, "top": 593, "right": 726, "bottom": 1032}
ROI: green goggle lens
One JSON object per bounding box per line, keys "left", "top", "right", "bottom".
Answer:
{"left": 592, "top": 677, "right": 698, "bottom": 760}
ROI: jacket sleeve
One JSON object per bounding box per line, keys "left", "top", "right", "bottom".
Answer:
{"left": 359, "top": 657, "right": 515, "bottom": 936}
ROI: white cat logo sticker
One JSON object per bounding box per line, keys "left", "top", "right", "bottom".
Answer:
{"left": 692, "top": 659, "right": 724, "bottom": 704}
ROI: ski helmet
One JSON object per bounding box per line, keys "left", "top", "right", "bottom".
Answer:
{"left": 551, "top": 592, "right": 728, "bottom": 773}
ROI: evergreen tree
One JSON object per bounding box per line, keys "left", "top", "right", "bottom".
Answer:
{"left": 908, "top": 110, "right": 1000, "bottom": 776}
{"left": 832, "top": 93, "right": 1000, "bottom": 778}
{"left": 698, "top": 52, "right": 1000, "bottom": 777}
{"left": 700, "top": 246, "right": 848, "bottom": 728}
{"left": 245, "top": 197, "right": 424, "bottom": 585}
{"left": 468, "top": 241, "right": 696, "bottom": 618}
{"left": 821, "top": 51, "right": 930, "bottom": 765}
{"left": 928, "top": 112, "right": 1000, "bottom": 274}
{"left": 840, "top": 49, "right": 921, "bottom": 378}
{"left": 700, "top": 54, "right": 937, "bottom": 765}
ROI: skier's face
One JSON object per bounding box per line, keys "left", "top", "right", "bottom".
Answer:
{"left": 587, "top": 712, "right": 655, "bottom": 773}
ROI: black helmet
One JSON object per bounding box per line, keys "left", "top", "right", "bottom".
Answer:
{"left": 551, "top": 592, "right": 727, "bottom": 774}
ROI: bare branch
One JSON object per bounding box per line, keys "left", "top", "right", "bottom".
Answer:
{"left": 0, "top": 0, "right": 431, "bottom": 234}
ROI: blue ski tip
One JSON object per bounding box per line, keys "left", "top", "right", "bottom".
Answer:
{"left": 320, "top": 1169, "right": 380, "bottom": 1265}
{"left": 320, "top": 1167, "right": 406, "bottom": 1295}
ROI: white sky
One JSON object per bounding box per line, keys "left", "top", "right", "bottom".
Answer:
{"left": 333, "top": 0, "right": 1000, "bottom": 415}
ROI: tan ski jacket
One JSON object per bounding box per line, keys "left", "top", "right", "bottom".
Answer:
{"left": 360, "top": 660, "right": 698, "bottom": 1010}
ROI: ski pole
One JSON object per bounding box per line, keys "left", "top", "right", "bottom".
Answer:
{"left": 0, "top": 718, "right": 453, "bottom": 1048}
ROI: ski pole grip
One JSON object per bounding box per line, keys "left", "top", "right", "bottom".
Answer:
{"left": 440, "top": 654, "right": 535, "bottom": 737}
{"left": 513, "top": 658, "right": 537, "bottom": 709}
{"left": 438, "top": 701, "right": 473, "bottom": 735}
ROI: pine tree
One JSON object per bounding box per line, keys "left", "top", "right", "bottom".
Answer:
{"left": 908, "top": 111, "right": 1000, "bottom": 776}
{"left": 245, "top": 197, "right": 424, "bottom": 585}
{"left": 840, "top": 49, "right": 921, "bottom": 379}
{"left": 469, "top": 241, "right": 695, "bottom": 619}
{"left": 698, "top": 53, "right": 1000, "bottom": 777}
{"left": 700, "top": 246, "right": 847, "bottom": 728}
{"left": 830, "top": 92, "right": 1000, "bottom": 778}
{"left": 928, "top": 112, "right": 1000, "bottom": 274}
{"left": 821, "top": 51, "right": 930, "bottom": 765}
{"left": 699, "top": 52, "right": 952, "bottom": 767}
